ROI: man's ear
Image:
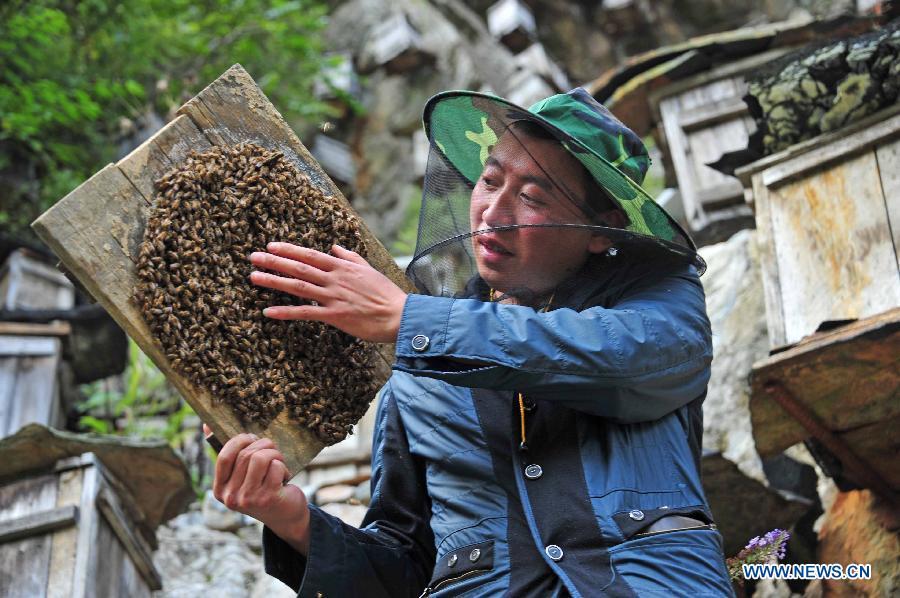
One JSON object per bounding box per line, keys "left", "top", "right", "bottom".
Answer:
{"left": 587, "top": 209, "right": 626, "bottom": 254}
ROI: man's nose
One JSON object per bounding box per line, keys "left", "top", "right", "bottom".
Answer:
{"left": 481, "top": 186, "right": 516, "bottom": 227}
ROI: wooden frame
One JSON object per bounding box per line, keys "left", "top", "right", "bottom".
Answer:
{"left": 651, "top": 55, "right": 785, "bottom": 235}
{"left": 736, "top": 107, "right": 900, "bottom": 348}
{"left": 749, "top": 308, "right": 900, "bottom": 492}
{"left": 32, "top": 65, "right": 413, "bottom": 475}
{"left": 0, "top": 453, "right": 161, "bottom": 597}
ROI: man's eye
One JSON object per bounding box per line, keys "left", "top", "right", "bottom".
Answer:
{"left": 481, "top": 177, "right": 498, "bottom": 189}
{"left": 521, "top": 193, "right": 545, "bottom": 207}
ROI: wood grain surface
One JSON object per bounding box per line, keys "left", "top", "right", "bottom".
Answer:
{"left": 32, "top": 65, "right": 412, "bottom": 475}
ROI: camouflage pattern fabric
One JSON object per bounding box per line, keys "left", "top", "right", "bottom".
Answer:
{"left": 423, "top": 88, "right": 695, "bottom": 250}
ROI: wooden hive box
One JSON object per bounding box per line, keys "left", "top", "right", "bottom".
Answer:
{"left": 736, "top": 105, "right": 900, "bottom": 349}
{"left": 0, "top": 425, "right": 194, "bottom": 598}
{"left": 32, "top": 65, "right": 413, "bottom": 475}
{"left": 650, "top": 50, "right": 794, "bottom": 243}
{"left": 740, "top": 105, "right": 900, "bottom": 503}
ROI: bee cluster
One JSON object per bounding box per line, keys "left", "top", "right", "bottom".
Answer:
{"left": 134, "top": 143, "right": 379, "bottom": 445}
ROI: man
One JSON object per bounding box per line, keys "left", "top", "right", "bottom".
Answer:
{"left": 209, "top": 88, "right": 734, "bottom": 596}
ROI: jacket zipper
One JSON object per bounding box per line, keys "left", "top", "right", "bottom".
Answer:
{"left": 417, "top": 568, "right": 490, "bottom": 597}
{"left": 632, "top": 523, "right": 717, "bottom": 539}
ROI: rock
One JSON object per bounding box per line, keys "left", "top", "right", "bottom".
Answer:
{"left": 237, "top": 520, "right": 264, "bottom": 553}
{"left": 320, "top": 502, "right": 369, "bottom": 527}
{"left": 250, "top": 574, "right": 296, "bottom": 598}
{"left": 202, "top": 489, "right": 245, "bottom": 532}
{"left": 816, "top": 490, "right": 900, "bottom": 596}
{"left": 315, "top": 483, "right": 356, "bottom": 505}
{"left": 702, "top": 452, "right": 812, "bottom": 558}
{"left": 354, "top": 479, "right": 372, "bottom": 505}
{"left": 154, "top": 516, "right": 266, "bottom": 597}
{"left": 699, "top": 229, "right": 770, "bottom": 483}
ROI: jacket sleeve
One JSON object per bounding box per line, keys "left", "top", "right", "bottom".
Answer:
{"left": 393, "top": 266, "right": 712, "bottom": 423}
{"left": 262, "top": 381, "right": 435, "bottom": 597}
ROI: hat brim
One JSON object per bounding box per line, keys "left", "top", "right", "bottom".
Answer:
{"left": 422, "top": 91, "right": 704, "bottom": 273}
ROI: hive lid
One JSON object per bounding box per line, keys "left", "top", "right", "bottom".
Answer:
{"left": 0, "top": 423, "right": 194, "bottom": 532}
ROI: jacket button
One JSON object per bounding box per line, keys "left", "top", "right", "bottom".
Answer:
{"left": 628, "top": 509, "right": 645, "bottom": 521}
{"left": 411, "top": 334, "right": 430, "bottom": 352}
{"left": 447, "top": 554, "right": 457, "bottom": 567}
{"left": 469, "top": 548, "right": 481, "bottom": 562}
{"left": 524, "top": 464, "right": 543, "bottom": 480}
{"left": 545, "top": 544, "right": 564, "bottom": 561}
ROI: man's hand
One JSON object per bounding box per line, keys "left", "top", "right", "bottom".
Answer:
{"left": 249, "top": 242, "right": 407, "bottom": 343}
{"left": 207, "top": 424, "right": 311, "bottom": 555}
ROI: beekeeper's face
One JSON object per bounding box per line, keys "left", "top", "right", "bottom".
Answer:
{"left": 469, "top": 127, "right": 614, "bottom": 303}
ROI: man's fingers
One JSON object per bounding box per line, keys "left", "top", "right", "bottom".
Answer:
{"left": 250, "top": 271, "right": 329, "bottom": 303}
{"left": 243, "top": 448, "right": 285, "bottom": 489}
{"left": 213, "top": 433, "right": 258, "bottom": 497}
{"left": 267, "top": 242, "right": 341, "bottom": 271}
{"left": 262, "top": 459, "right": 292, "bottom": 493}
{"left": 330, "top": 244, "right": 368, "bottom": 266}
{"left": 262, "top": 304, "right": 330, "bottom": 323}
{"left": 250, "top": 252, "right": 329, "bottom": 286}
{"left": 221, "top": 438, "right": 276, "bottom": 501}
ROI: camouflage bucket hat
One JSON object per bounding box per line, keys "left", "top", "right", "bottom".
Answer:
{"left": 422, "top": 88, "right": 704, "bottom": 273}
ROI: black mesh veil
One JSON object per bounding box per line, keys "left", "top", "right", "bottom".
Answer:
{"left": 407, "top": 117, "right": 703, "bottom": 308}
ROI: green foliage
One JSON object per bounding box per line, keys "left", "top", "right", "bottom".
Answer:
{"left": 0, "top": 0, "right": 333, "bottom": 236}
{"left": 390, "top": 184, "right": 423, "bottom": 257}
{"left": 78, "top": 338, "right": 189, "bottom": 445}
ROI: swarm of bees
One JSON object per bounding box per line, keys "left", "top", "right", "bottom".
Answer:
{"left": 134, "top": 143, "right": 379, "bottom": 445}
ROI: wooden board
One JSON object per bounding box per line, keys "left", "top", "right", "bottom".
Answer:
{"left": 32, "top": 65, "right": 414, "bottom": 475}
{"left": 765, "top": 149, "right": 900, "bottom": 346}
{"left": 875, "top": 136, "right": 900, "bottom": 270}
{"left": 749, "top": 308, "right": 900, "bottom": 462}
{"left": 657, "top": 74, "right": 751, "bottom": 233}
{"left": 0, "top": 340, "right": 62, "bottom": 437}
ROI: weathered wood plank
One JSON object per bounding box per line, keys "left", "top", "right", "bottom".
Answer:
{"left": 116, "top": 114, "right": 212, "bottom": 200}
{"left": 95, "top": 484, "right": 161, "bottom": 590}
{"left": 875, "top": 137, "right": 900, "bottom": 271}
{"left": 46, "top": 468, "right": 83, "bottom": 598}
{"left": 0, "top": 344, "right": 61, "bottom": 436}
{"left": 33, "top": 65, "right": 412, "bottom": 475}
{"left": 659, "top": 95, "right": 701, "bottom": 225}
{"left": 0, "top": 535, "right": 53, "bottom": 598}
{"left": 735, "top": 103, "right": 900, "bottom": 186}
{"left": 749, "top": 308, "right": 900, "bottom": 459}
{"left": 71, "top": 461, "right": 100, "bottom": 598}
{"left": 0, "top": 321, "right": 71, "bottom": 337}
{"left": 767, "top": 150, "right": 900, "bottom": 345}
{"left": 0, "top": 336, "right": 57, "bottom": 357}
{"left": 679, "top": 97, "right": 748, "bottom": 132}
{"left": 751, "top": 173, "right": 788, "bottom": 346}
{"left": 762, "top": 111, "right": 900, "bottom": 188}
{"left": 0, "top": 505, "right": 78, "bottom": 544}
{"left": 0, "top": 472, "right": 58, "bottom": 522}
{"left": 0, "top": 426, "right": 191, "bottom": 534}
{"left": 840, "top": 414, "right": 900, "bottom": 490}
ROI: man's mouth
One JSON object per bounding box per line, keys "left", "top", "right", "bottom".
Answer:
{"left": 477, "top": 235, "right": 514, "bottom": 256}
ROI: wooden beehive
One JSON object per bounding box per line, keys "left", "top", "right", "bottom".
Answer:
{"left": 0, "top": 323, "right": 68, "bottom": 437}
{"left": 31, "top": 65, "right": 413, "bottom": 475}
{"left": 487, "top": 0, "right": 537, "bottom": 53}
{"left": 650, "top": 51, "right": 792, "bottom": 242}
{"left": 736, "top": 105, "right": 900, "bottom": 349}
{"left": 0, "top": 425, "right": 194, "bottom": 598}
{"left": 742, "top": 105, "right": 900, "bottom": 502}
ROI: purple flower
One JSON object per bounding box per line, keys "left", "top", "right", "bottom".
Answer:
{"left": 727, "top": 529, "right": 792, "bottom": 582}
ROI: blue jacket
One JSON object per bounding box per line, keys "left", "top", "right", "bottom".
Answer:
{"left": 263, "top": 263, "right": 735, "bottom": 597}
